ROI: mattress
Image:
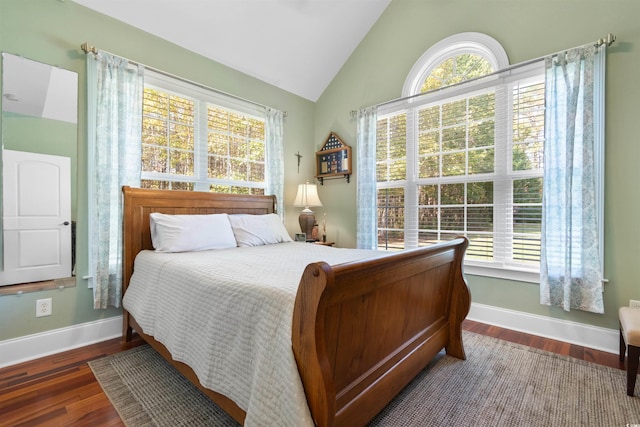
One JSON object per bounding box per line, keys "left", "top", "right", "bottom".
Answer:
{"left": 122, "top": 241, "right": 382, "bottom": 427}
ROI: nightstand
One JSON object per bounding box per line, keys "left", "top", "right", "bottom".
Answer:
{"left": 312, "top": 241, "right": 335, "bottom": 247}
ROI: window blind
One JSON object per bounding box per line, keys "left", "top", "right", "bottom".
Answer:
{"left": 141, "top": 70, "right": 267, "bottom": 194}
{"left": 376, "top": 61, "right": 547, "bottom": 273}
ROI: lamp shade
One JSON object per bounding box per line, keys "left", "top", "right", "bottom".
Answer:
{"left": 293, "top": 182, "right": 322, "bottom": 209}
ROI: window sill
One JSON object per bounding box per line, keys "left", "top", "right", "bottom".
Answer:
{"left": 464, "top": 263, "right": 540, "bottom": 284}
{"left": 0, "top": 276, "right": 76, "bottom": 296}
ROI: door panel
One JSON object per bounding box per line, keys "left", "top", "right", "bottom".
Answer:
{"left": 1, "top": 150, "right": 71, "bottom": 285}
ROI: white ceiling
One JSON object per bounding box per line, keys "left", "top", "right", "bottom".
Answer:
{"left": 72, "top": 0, "right": 391, "bottom": 101}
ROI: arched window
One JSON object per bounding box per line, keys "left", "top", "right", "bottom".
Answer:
{"left": 402, "top": 32, "right": 509, "bottom": 96}
{"left": 376, "top": 33, "right": 545, "bottom": 282}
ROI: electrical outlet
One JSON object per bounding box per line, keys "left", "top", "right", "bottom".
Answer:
{"left": 36, "top": 298, "right": 52, "bottom": 317}
{"left": 630, "top": 299, "right": 640, "bottom": 309}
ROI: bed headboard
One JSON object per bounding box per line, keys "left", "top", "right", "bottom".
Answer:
{"left": 121, "top": 186, "right": 277, "bottom": 293}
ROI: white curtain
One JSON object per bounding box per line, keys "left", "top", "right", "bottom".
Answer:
{"left": 356, "top": 107, "right": 378, "bottom": 249}
{"left": 87, "top": 52, "right": 144, "bottom": 309}
{"left": 265, "top": 107, "right": 285, "bottom": 217}
{"left": 540, "top": 45, "right": 605, "bottom": 313}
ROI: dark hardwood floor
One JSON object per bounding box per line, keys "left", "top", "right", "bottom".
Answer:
{"left": 0, "top": 320, "right": 625, "bottom": 426}
{"left": 0, "top": 335, "right": 145, "bottom": 427}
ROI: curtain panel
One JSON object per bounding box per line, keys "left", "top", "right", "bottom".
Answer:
{"left": 265, "top": 107, "right": 285, "bottom": 217}
{"left": 87, "top": 52, "right": 144, "bottom": 309}
{"left": 540, "top": 45, "right": 605, "bottom": 314}
{"left": 356, "top": 107, "right": 378, "bottom": 249}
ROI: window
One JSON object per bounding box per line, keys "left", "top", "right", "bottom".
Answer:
{"left": 86, "top": 54, "right": 284, "bottom": 303}
{"left": 141, "top": 71, "right": 267, "bottom": 194}
{"left": 376, "top": 33, "right": 545, "bottom": 281}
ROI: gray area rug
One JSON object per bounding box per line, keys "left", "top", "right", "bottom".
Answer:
{"left": 89, "top": 331, "right": 640, "bottom": 426}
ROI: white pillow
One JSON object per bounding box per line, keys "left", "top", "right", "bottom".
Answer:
{"left": 228, "top": 214, "right": 293, "bottom": 247}
{"left": 149, "top": 213, "right": 237, "bottom": 252}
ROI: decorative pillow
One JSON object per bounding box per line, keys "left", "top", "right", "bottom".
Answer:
{"left": 228, "top": 213, "right": 293, "bottom": 247}
{"left": 149, "top": 213, "right": 237, "bottom": 252}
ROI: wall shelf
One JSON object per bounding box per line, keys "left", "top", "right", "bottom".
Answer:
{"left": 315, "top": 132, "right": 351, "bottom": 185}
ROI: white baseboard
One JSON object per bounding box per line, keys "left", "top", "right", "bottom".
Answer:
{"left": 468, "top": 302, "right": 619, "bottom": 354}
{"left": 0, "top": 304, "right": 620, "bottom": 369}
{"left": 0, "top": 315, "right": 123, "bottom": 369}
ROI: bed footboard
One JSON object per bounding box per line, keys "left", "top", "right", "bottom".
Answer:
{"left": 292, "top": 237, "right": 470, "bottom": 427}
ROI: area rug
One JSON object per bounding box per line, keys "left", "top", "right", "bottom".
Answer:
{"left": 89, "top": 331, "right": 640, "bottom": 426}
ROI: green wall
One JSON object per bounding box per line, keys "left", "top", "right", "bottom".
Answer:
{"left": 0, "top": 0, "right": 315, "bottom": 341}
{"left": 315, "top": 0, "right": 640, "bottom": 331}
{"left": 1, "top": 0, "right": 637, "bottom": 344}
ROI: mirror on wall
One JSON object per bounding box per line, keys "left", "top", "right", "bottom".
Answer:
{"left": 2, "top": 53, "right": 78, "bottom": 123}
{"left": 1, "top": 52, "right": 78, "bottom": 286}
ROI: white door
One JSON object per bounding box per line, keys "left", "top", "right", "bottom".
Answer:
{"left": 1, "top": 150, "right": 72, "bottom": 285}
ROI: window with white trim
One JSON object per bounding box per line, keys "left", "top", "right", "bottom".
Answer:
{"left": 377, "top": 34, "right": 545, "bottom": 281}
{"left": 141, "top": 71, "right": 267, "bottom": 194}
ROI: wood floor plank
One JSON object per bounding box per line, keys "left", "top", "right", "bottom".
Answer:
{"left": 64, "top": 391, "right": 122, "bottom": 427}
{"left": 0, "top": 322, "right": 622, "bottom": 426}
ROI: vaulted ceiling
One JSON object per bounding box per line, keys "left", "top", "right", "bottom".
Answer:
{"left": 72, "top": 0, "right": 392, "bottom": 101}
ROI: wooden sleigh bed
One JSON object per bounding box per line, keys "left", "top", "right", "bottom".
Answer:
{"left": 121, "top": 186, "right": 471, "bottom": 427}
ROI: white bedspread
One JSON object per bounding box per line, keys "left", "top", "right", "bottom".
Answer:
{"left": 122, "top": 242, "right": 382, "bottom": 427}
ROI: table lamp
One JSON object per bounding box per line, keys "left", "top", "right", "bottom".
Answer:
{"left": 293, "top": 181, "right": 322, "bottom": 240}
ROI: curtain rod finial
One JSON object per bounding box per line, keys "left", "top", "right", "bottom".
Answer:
{"left": 596, "top": 33, "right": 616, "bottom": 48}
{"left": 81, "top": 42, "right": 97, "bottom": 54}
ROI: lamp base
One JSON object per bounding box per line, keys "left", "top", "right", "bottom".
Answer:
{"left": 299, "top": 210, "right": 316, "bottom": 241}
